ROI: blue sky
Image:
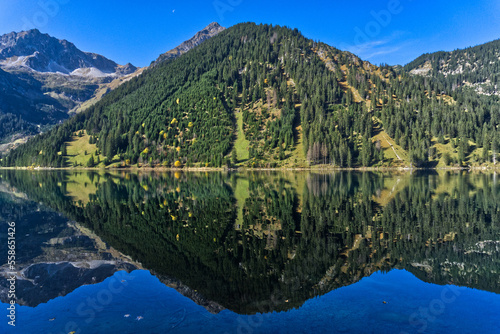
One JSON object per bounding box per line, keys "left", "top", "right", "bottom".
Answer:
{"left": 1, "top": 0, "right": 499, "bottom": 67}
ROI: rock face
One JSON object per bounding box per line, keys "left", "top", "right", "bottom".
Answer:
{"left": 151, "top": 22, "right": 225, "bottom": 66}
{"left": 0, "top": 67, "right": 65, "bottom": 122}
{"left": 0, "top": 29, "right": 137, "bottom": 76}
{"left": 0, "top": 66, "right": 67, "bottom": 146}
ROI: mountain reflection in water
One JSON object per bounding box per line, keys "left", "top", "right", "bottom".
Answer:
{"left": 0, "top": 170, "right": 499, "bottom": 323}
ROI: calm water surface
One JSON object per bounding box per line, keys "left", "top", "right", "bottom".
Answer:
{"left": 0, "top": 170, "right": 499, "bottom": 333}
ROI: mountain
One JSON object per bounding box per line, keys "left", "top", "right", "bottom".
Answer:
{"left": 71, "top": 23, "right": 224, "bottom": 114}
{"left": 3, "top": 23, "right": 500, "bottom": 169}
{"left": 0, "top": 24, "right": 226, "bottom": 151}
{"left": 0, "top": 29, "right": 136, "bottom": 76}
{"left": 404, "top": 39, "right": 500, "bottom": 96}
{"left": 151, "top": 22, "right": 225, "bottom": 67}
{"left": 0, "top": 29, "right": 139, "bottom": 111}
{"left": 0, "top": 66, "right": 67, "bottom": 148}
{"left": 0, "top": 29, "right": 138, "bottom": 149}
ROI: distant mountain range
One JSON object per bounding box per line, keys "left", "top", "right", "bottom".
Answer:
{"left": 0, "top": 29, "right": 137, "bottom": 75}
{"left": 1, "top": 22, "right": 500, "bottom": 169}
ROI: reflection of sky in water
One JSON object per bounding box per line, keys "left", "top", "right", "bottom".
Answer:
{"left": 1, "top": 269, "right": 499, "bottom": 334}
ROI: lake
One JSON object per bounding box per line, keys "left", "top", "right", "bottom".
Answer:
{"left": 0, "top": 170, "right": 499, "bottom": 333}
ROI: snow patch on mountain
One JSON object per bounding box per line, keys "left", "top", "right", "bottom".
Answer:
{"left": 71, "top": 67, "right": 115, "bottom": 78}
{"left": 47, "top": 60, "right": 71, "bottom": 74}
{"left": 0, "top": 55, "right": 28, "bottom": 68}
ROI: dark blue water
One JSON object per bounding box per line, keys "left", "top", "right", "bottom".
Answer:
{"left": 2, "top": 269, "right": 499, "bottom": 334}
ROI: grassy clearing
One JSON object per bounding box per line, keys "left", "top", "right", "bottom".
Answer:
{"left": 432, "top": 137, "right": 459, "bottom": 167}
{"left": 64, "top": 130, "right": 106, "bottom": 167}
{"left": 278, "top": 103, "right": 307, "bottom": 167}
{"left": 282, "top": 123, "right": 308, "bottom": 167}
{"left": 433, "top": 138, "right": 494, "bottom": 168}
{"left": 234, "top": 111, "right": 250, "bottom": 163}
{"left": 372, "top": 129, "right": 409, "bottom": 167}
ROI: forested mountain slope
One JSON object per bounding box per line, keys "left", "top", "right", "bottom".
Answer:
{"left": 3, "top": 23, "right": 500, "bottom": 168}
{"left": 405, "top": 39, "right": 500, "bottom": 95}
{"left": 74, "top": 23, "right": 226, "bottom": 115}
{"left": 0, "top": 25, "right": 227, "bottom": 151}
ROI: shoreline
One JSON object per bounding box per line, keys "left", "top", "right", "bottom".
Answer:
{"left": 0, "top": 166, "right": 498, "bottom": 172}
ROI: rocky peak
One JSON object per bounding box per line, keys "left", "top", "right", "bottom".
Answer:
{"left": 151, "top": 22, "right": 226, "bottom": 67}
{"left": 202, "top": 22, "right": 224, "bottom": 34}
